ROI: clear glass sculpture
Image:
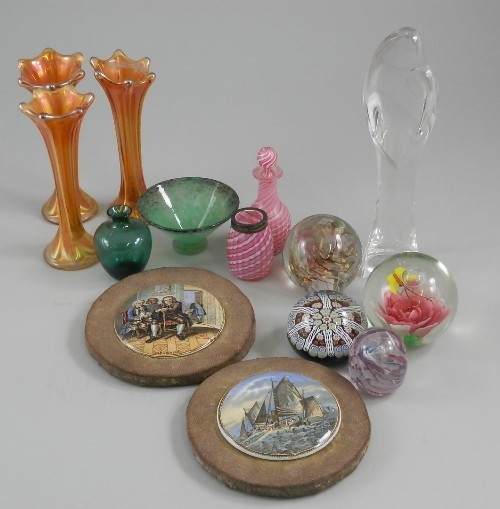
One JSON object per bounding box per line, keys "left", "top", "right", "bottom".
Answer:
{"left": 18, "top": 48, "right": 98, "bottom": 224}
{"left": 90, "top": 50, "right": 155, "bottom": 218}
{"left": 359, "top": 27, "right": 439, "bottom": 277}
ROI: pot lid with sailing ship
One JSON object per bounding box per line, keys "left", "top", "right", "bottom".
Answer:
{"left": 217, "top": 371, "right": 341, "bottom": 461}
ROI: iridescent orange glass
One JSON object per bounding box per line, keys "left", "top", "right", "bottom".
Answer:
{"left": 90, "top": 50, "right": 156, "bottom": 217}
{"left": 19, "top": 87, "right": 98, "bottom": 270}
{"left": 18, "top": 48, "right": 97, "bottom": 224}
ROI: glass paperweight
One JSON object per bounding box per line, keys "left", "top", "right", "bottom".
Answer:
{"left": 138, "top": 177, "right": 239, "bottom": 255}
{"left": 349, "top": 328, "right": 407, "bottom": 397}
{"left": 94, "top": 205, "right": 152, "bottom": 280}
{"left": 283, "top": 215, "right": 362, "bottom": 293}
{"left": 363, "top": 252, "right": 458, "bottom": 347}
{"left": 287, "top": 291, "right": 368, "bottom": 362}
{"left": 251, "top": 147, "right": 291, "bottom": 255}
{"left": 360, "top": 28, "right": 439, "bottom": 277}
{"left": 227, "top": 208, "right": 274, "bottom": 281}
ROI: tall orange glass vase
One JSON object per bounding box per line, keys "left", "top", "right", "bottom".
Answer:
{"left": 18, "top": 48, "right": 98, "bottom": 224}
{"left": 90, "top": 50, "right": 155, "bottom": 217}
{"left": 19, "top": 86, "right": 98, "bottom": 270}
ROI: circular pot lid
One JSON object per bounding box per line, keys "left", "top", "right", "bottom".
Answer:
{"left": 187, "top": 357, "right": 370, "bottom": 497}
{"left": 85, "top": 267, "right": 255, "bottom": 386}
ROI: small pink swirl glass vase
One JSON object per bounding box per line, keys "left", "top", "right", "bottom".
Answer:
{"left": 227, "top": 208, "right": 274, "bottom": 281}
{"left": 18, "top": 48, "right": 97, "bottom": 224}
{"left": 250, "top": 147, "right": 291, "bottom": 255}
{"left": 90, "top": 50, "right": 155, "bottom": 218}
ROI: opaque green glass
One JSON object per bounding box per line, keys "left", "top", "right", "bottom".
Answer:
{"left": 94, "top": 205, "right": 152, "bottom": 280}
{"left": 137, "top": 177, "right": 239, "bottom": 255}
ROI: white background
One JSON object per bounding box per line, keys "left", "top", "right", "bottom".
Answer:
{"left": 1, "top": 1, "right": 498, "bottom": 507}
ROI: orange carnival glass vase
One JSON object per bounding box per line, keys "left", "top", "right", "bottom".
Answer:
{"left": 19, "top": 86, "right": 98, "bottom": 270}
{"left": 17, "top": 48, "right": 98, "bottom": 224}
{"left": 90, "top": 50, "right": 156, "bottom": 217}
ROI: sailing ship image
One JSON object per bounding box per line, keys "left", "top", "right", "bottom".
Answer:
{"left": 218, "top": 372, "right": 341, "bottom": 460}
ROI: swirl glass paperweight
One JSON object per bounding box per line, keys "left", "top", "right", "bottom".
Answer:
{"left": 349, "top": 328, "right": 407, "bottom": 397}
{"left": 360, "top": 28, "right": 439, "bottom": 277}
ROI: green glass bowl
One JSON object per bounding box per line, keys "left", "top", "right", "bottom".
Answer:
{"left": 138, "top": 177, "right": 240, "bottom": 255}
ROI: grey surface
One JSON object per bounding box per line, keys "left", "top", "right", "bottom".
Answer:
{"left": 1, "top": 1, "right": 498, "bottom": 507}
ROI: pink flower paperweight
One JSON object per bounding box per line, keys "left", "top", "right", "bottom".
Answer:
{"left": 363, "top": 252, "right": 458, "bottom": 347}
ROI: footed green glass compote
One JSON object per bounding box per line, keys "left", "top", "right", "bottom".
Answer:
{"left": 138, "top": 177, "right": 239, "bottom": 255}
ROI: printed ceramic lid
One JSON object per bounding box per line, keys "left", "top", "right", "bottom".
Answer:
{"left": 187, "top": 357, "right": 370, "bottom": 497}
{"left": 85, "top": 267, "right": 255, "bottom": 386}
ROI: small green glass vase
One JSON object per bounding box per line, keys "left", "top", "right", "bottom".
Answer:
{"left": 94, "top": 205, "right": 152, "bottom": 280}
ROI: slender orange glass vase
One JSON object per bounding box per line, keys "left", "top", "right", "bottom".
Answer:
{"left": 19, "top": 86, "right": 98, "bottom": 270}
{"left": 90, "top": 50, "right": 156, "bottom": 217}
{"left": 18, "top": 48, "right": 98, "bottom": 224}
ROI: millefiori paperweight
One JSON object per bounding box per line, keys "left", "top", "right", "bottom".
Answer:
{"left": 363, "top": 252, "right": 458, "bottom": 347}
{"left": 251, "top": 147, "right": 291, "bottom": 255}
{"left": 138, "top": 177, "right": 239, "bottom": 255}
{"left": 360, "top": 28, "right": 439, "bottom": 277}
{"left": 227, "top": 207, "right": 274, "bottom": 281}
{"left": 287, "top": 291, "right": 368, "bottom": 362}
{"left": 283, "top": 215, "right": 362, "bottom": 293}
{"left": 349, "top": 328, "right": 407, "bottom": 397}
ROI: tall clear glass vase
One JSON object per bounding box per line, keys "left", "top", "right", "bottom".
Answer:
{"left": 90, "top": 50, "right": 155, "bottom": 218}
{"left": 19, "top": 86, "right": 97, "bottom": 270}
{"left": 359, "top": 27, "right": 439, "bottom": 277}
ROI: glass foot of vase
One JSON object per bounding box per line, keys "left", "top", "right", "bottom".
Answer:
{"left": 42, "top": 188, "right": 98, "bottom": 224}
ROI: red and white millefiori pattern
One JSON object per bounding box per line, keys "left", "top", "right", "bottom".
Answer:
{"left": 227, "top": 209, "right": 274, "bottom": 281}
{"left": 251, "top": 147, "right": 291, "bottom": 255}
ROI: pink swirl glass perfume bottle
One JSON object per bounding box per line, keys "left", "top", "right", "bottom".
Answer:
{"left": 250, "top": 147, "right": 291, "bottom": 255}
{"left": 227, "top": 208, "right": 274, "bottom": 281}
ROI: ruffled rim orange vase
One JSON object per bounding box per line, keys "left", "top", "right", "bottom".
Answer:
{"left": 19, "top": 86, "right": 98, "bottom": 270}
{"left": 18, "top": 48, "right": 98, "bottom": 224}
{"left": 90, "top": 50, "right": 156, "bottom": 218}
